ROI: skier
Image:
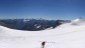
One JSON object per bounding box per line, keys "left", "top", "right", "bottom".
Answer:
{"left": 41, "top": 41, "right": 46, "bottom": 48}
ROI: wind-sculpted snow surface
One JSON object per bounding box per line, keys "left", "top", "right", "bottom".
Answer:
{"left": 0, "top": 18, "right": 85, "bottom": 48}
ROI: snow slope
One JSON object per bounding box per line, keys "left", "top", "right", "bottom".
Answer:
{"left": 0, "top": 18, "right": 85, "bottom": 48}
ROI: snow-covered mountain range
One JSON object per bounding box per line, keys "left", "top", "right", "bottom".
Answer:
{"left": 0, "top": 18, "right": 85, "bottom": 48}
{"left": 0, "top": 19, "right": 70, "bottom": 31}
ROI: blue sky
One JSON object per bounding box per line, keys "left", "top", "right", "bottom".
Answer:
{"left": 0, "top": 0, "right": 85, "bottom": 20}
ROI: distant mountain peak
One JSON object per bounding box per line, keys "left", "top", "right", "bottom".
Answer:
{"left": 72, "top": 18, "right": 84, "bottom": 22}
{"left": 71, "top": 18, "right": 85, "bottom": 25}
